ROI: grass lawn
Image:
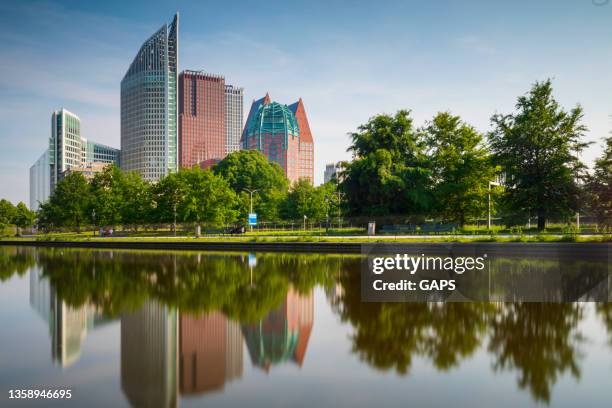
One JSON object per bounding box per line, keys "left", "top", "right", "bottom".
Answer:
{"left": 2, "top": 233, "right": 610, "bottom": 243}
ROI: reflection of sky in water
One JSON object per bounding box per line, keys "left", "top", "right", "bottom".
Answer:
{"left": 0, "top": 247, "right": 610, "bottom": 408}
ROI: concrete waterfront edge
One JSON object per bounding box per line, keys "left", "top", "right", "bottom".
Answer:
{"left": 0, "top": 240, "right": 609, "bottom": 257}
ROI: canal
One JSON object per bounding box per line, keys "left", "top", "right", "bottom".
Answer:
{"left": 0, "top": 246, "right": 610, "bottom": 407}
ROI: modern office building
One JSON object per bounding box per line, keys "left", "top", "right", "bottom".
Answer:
{"left": 49, "top": 108, "right": 83, "bottom": 190}
{"left": 289, "top": 99, "right": 314, "bottom": 184}
{"left": 179, "top": 312, "right": 243, "bottom": 395}
{"left": 178, "top": 71, "right": 225, "bottom": 168}
{"left": 33, "top": 108, "right": 120, "bottom": 209}
{"left": 121, "top": 13, "right": 179, "bottom": 181}
{"left": 324, "top": 163, "right": 339, "bottom": 184}
{"left": 29, "top": 151, "right": 51, "bottom": 211}
{"left": 225, "top": 85, "right": 243, "bottom": 155}
{"left": 242, "top": 94, "right": 314, "bottom": 184}
{"left": 178, "top": 70, "right": 243, "bottom": 168}
{"left": 83, "top": 139, "right": 120, "bottom": 165}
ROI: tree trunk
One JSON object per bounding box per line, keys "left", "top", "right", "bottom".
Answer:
{"left": 537, "top": 210, "right": 546, "bottom": 231}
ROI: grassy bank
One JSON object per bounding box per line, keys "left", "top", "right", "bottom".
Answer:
{"left": 2, "top": 233, "right": 611, "bottom": 243}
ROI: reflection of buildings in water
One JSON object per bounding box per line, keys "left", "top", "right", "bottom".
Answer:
{"left": 121, "top": 300, "right": 178, "bottom": 408}
{"left": 242, "top": 288, "right": 314, "bottom": 371}
{"left": 29, "top": 267, "right": 104, "bottom": 367}
{"left": 179, "top": 312, "right": 243, "bottom": 395}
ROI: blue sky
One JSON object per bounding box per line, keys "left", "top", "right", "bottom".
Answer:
{"left": 0, "top": 0, "right": 611, "bottom": 205}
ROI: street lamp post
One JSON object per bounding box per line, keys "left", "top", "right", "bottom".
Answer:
{"left": 243, "top": 189, "right": 259, "bottom": 232}
{"left": 173, "top": 202, "right": 177, "bottom": 237}
{"left": 92, "top": 209, "right": 96, "bottom": 237}
{"left": 488, "top": 181, "right": 500, "bottom": 230}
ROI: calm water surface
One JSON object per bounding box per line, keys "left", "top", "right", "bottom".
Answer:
{"left": 0, "top": 246, "right": 611, "bottom": 407}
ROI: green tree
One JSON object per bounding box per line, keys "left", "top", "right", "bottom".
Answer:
{"left": 0, "top": 199, "right": 17, "bottom": 227}
{"left": 424, "top": 112, "right": 495, "bottom": 226}
{"left": 180, "top": 167, "right": 238, "bottom": 226}
{"left": 490, "top": 80, "right": 589, "bottom": 230}
{"left": 586, "top": 135, "right": 612, "bottom": 229}
{"left": 282, "top": 179, "right": 327, "bottom": 221}
{"left": 39, "top": 173, "right": 90, "bottom": 230}
{"left": 152, "top": 171, "right": 188, "bottom": 225}
{"left": 341, "top": 110, "right": 432, "bottom": 216}
{"left": 12, "top": 202, "right": 36, "bottom": 228}
{"left": 213, "top": 150, "right": 289, "bottom": 221}
{"left": 119, "top": 171, "right": 152, "bottom": 229}
{"left": 89, "top": 165, "right": 125, "bottom": 227}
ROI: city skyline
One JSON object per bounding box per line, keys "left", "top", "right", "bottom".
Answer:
{"left": 2, "top": 0, "right": 612, "bottom": 204}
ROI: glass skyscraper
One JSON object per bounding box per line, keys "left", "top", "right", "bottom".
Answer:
{"left": 121, "top": 13, "right": 179, "bottom": 181}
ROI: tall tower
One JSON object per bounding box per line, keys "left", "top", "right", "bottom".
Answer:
{"left": 243, "top": 101, "right": 301, "bottom": 183}
{"left": 289, "top": 98, "right": 314, "bottom": 184}
{"left": 242, "top": 94, "right": 314, "bottom": 184}
{"left": 178, "top": 70, "right": 226, "bottom": 168}
{"left": 49, "top": 108, "right": 82, "bottom": 191}
{"left": 225, "top": 85, "right": 243, "bottom": 155}
{"left": 121, "top": 13, "right": 179, "bottom": 181}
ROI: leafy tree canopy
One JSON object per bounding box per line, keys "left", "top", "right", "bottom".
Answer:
{"left": 489, "top": 79, "right": 588, "bottom": 230}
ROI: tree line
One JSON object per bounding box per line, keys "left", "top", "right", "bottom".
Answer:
{"left": 2, "top": 79, "right": 610, "bottom": 232}
{"left": 0, "top": 199, "right": 35, "bottom": 230}
{"left": 341, "top": 79, "right": 611, "bottom": 230}
{"left": 35, "top": 149, "right": 341, "bottom": 231}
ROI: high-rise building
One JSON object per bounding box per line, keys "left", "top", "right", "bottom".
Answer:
{"left": 179, "top": 312, "right": 243, "bottom": 395}
{"left": 178, "top": 70, "right": 243, "bottom": 168}
{"left": 324, "top": 163, "right": 339, "bottom": 184}
{"left": 225, "top": 85, "right": 243, "bottom": 155}
{"left": 50, "top": 108, "right": 83, "bottom": 190}
{"left": 178, "top": 71, "right": 225, "bottom": 168}
{"left": 243, "top": 101, "right": 300, "bottom": 182}
{"left": 40, "top": 108, "right": 119, "bottom": 204}
{"left": 243, "top": 94, "right": 314, "bottom": 184}
{"left": 289, "top": 99, "right": 314, "bottom": 184}
{"left": 29, "top": 151, "right": 50, "bottom": 211}
{"left": 121, "top": 13, "right": 179, "bottom": 181}
{"left": 83, "top": 139, "right": 120, "bottom": 165}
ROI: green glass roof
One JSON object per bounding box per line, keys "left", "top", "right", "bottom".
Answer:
{"left": 246, "top": 102, "right": 300, "bottom": 140}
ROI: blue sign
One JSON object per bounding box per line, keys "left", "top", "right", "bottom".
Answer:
{"left": 248, "top": 213, "right": 257, "bottom": 225}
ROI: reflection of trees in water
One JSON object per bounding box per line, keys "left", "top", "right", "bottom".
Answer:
{"left": 336, "top": 263, "right": 586, "bottom": 404}
{"left": 33, "top": 248, "right": 340, "bottom": 322}
{"left": 337, "top": 263, "right": 492, "bottom": 373}
{"left": 488, "top": 303, "right": 583, "bottom": 403}
{"left": 597, "top": 303, "right": 612, "bottom": 346}
{"left": 0, "top": 246, "right": 35, "bottom": 281}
